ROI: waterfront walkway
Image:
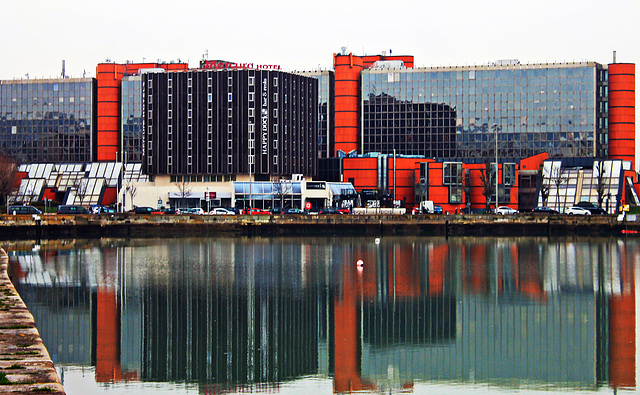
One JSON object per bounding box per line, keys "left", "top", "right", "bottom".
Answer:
{"left": 0, "top": 249, "right": 65, "bottom": 394}
{"left": 0, "top": 212, "right": 636, "bottom": 240}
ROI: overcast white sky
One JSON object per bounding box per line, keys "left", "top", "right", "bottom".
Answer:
{"left": 3, "top": 0, "right": 639, "bottom": 161}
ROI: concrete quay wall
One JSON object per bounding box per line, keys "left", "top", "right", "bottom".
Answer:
{"left": 0, "top": 213, "right": 636, "bottom": 239}
{"left": 0, "top": 249, "right": 65, "bottom": 394}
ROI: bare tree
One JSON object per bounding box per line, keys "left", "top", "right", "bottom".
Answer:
{"left": 0, "top": 154, "right": 18, "bottom": 206}
{"left": 550, "top": 165, "right": 567, "bottom": 211}
{"left": 174, "top": 177, "right": 192, "bottom": 209}
{"left": 479, "top": 159, "right": 495, "bottom": 213}
{"left": 463, "top": 169, "right": 472, "bottom": 210}
{"left": 594, "top": 161, "right": 609, "bottom": 209}
{"left": 125, "top": 181, "right": 138, "bottom": 210}
{"left": 73, "top": 178, "right": 89, "bottom": 206}
{"left": 537, "top": 164, "right": 550, "bottom": 207}
{"left": 273, "top": 179, "right": 292, "bottom": 209}
{"left": 410, "top": 170, "right": 428, "bottom": 207}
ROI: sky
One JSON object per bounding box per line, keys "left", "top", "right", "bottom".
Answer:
{"left": 3, "top": 0, "right": 639, "bottom": 161}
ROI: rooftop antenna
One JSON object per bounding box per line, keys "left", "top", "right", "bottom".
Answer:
{"left": 341, "top": 46, "right": 347, "bottom": 55}
{"left": 613, "top": 50, "right": 617, "bottom": 63}
{"left": 203, "top": 49, "right": 208, "bottom": 59}
{"left": 61, "top": 60, "right": 66, "bottom": 78}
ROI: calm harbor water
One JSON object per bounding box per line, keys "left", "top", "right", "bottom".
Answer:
{"left": 5, "top": 235, "right": 640, "bottom": 394}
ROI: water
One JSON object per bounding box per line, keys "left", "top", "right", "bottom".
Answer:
{"left": 6, "top": 235, "right": 640, "bottom": 394}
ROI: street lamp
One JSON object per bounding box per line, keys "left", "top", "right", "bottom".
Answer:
{"left": 493, "top": 123, "right": 498, "bottom": 210}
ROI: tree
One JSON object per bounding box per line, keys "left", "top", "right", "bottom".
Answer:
{"left": 174, "top": 177, "right": 192, "bottom": 209}
{"left": 550, "top": 165, "right": 567, "bottom": 211}
{"left": 273, "top": 178, "right": 292, "bottom": 209}
{"left": 0, "top": 154, "right": 18, "bottom": 206}
{"left": 73, "top": 178, "right": 89, "bottom": 206}
{"left": 479, "top": 159, "right": 495, "bottom": 213}
{"left": 125, "top": 181, "right": 138, "bottom": 210}
{"left": 410, "top": 170, "right": 428, "bottom": 206}
{"left": 594, "top": 161, "right": 610, "bottom": 210}
{"left": 537, "top": 164, "right": 550, "bottom": 207}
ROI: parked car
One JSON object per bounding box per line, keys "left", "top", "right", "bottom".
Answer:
{"left": 91, "top": 205, "right": 116, "bottom": 214}
{"left": 161, "top": 207, "right": 176, "bottom": 214}
{"left": 495, "top": 206, "right": 518, "bottom": 215}
{"left": 574, "top": 201, "right": 606, "bottom": 215}
{"left": 210, "top": 207, "right": 236, "bottom": 215}
{"left": 243, "top": 208, "right": 271, "bottom": 215}
{"left": 270, "top": 207, "right": 285, "bottom": 215}
{"left": 57, "top": 205, "right": 91, "bottom": 214}
{"left": 8, "top": 205, "right": 42, "bottom": 215}
{"left": 433, "top": 205, "right": 443, "bottom": 214}
{"left": 566, "top": 206, "right": 591, "bottom": 215}
{"left": 134, "top": 206, "right": 164, "bottom": 214}
{"left": 532, "top": 206, "right": 559, "bottom": 214}
{"left": 336, "top": 207, "right": 351, "bottom": 214}
{"left": 319, "top": 208, "right": 341, "bottom": 215}
{"left": 284, "top": 208, "right": 306, "bottom": 214}
{"left": 177, "top": 207, "right": 205, "bottom": 215}
{"left": 225, "top": 207, "right": 241, "bottom": 215}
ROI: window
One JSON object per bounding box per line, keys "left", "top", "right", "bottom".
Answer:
{"left": 249, "top": 76, "right": 255, "bottom": 86}
{"left": 503, "top": 163, "right": 516, "bottom": 185}
{"left": 248, "top": 108, "right": 255, "bottom": 117}
{"left": 443, "top": 162, "right": 462, "bottom": 185}
{"left": 228, "top": 93, "right": 233, "bottom": 102}
{"left": 249, "top": 92, "right": 255, "bottom": 102}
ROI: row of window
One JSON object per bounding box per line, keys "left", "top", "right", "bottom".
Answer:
{"left": 170, "top": 174, "right": 237, "bottom": 183}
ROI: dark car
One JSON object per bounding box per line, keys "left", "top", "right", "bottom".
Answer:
{"left": 57, "top": 205, "right": 91, "bottom": 214}
{"left": 134, "top": 206, "right": 164, "bottom": 214}
{"left": 319, "top": 208, "right": 341, "bottom": 215}
{"left": 574, "top": 201, "right": 606, "bottom": 215}
{"left": 532, "top": 206, "right": 559, "bottom": 214}
{"left": 8, "top": 205, "right": 42, "bottom": 215}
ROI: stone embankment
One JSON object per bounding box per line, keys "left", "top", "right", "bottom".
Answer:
{"left": 0, "top": 212, "right": 636, "bottom": 239}
{"left": 0, "top": 249, "right": 65, "bottom": 394}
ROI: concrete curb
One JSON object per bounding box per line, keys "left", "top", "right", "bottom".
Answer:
{"left": 0, "top": 248, "right": 65, "bottom": 394}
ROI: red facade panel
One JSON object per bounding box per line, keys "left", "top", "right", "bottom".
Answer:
{"left": 608, "top": 63, "right": 636, "bottom": 170}
{"left": 334, "top": 54, "right": 363, "bottom": 155}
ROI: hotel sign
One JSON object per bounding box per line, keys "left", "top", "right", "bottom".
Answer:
{"left": 200, "top": 59, "right": 281, "bottom": 70}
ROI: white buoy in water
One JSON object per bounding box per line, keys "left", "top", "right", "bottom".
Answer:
{"left": 356, "top": 259, "right": 364, "bottom": 267}
{"left": 374, "top": 238, "right": 380, "bottom": 245}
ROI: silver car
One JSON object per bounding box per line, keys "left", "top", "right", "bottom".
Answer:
{"left": 566, "top": 206, "right": 591, "bottom": 215}
{"left": 495, "top": 206, "right": 518, "bottom": 215}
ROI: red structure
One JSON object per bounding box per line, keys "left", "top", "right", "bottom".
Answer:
{"left": 96, "top": 62, "right": 188, "bottom": 162}
{"left": 608, "top": 63, "right": 636, "bottom": 171}
{"left": 333, "top": 53, "right": 414, "bottom": 156}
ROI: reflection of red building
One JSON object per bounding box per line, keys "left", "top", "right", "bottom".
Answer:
{"left": 332, "top": 240, "right": 636, "bottom": 391}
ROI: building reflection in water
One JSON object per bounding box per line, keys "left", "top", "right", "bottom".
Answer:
{"left": 8, "top": 236, "right": 637, "bottom": 393}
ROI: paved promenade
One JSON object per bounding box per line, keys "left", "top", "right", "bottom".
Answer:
{"left": 0, "top": 249, "right": 65, "bottom": 394}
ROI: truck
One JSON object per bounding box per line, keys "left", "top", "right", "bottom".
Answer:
{"left": 412, "top": 200, "right": 443, "bottom": 215}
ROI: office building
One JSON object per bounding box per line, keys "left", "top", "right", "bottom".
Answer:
{"left": 0, "top": 78, "right": 95, "bottom": 163}
{"left": 141, "top": 68, "right": 318, "bottom": 178}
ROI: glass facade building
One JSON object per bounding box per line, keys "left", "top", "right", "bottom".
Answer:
{"left": 361, "top": 62, "right": 608, "bottom": 163}
{"left": 0, "top": 78, "right": 95, "bottom": 163}
{"left": 298, "top": 70, "right": 334, "bottom": 159}
{"left": 121, "top": 76, "right": 143, "bottom": 163}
